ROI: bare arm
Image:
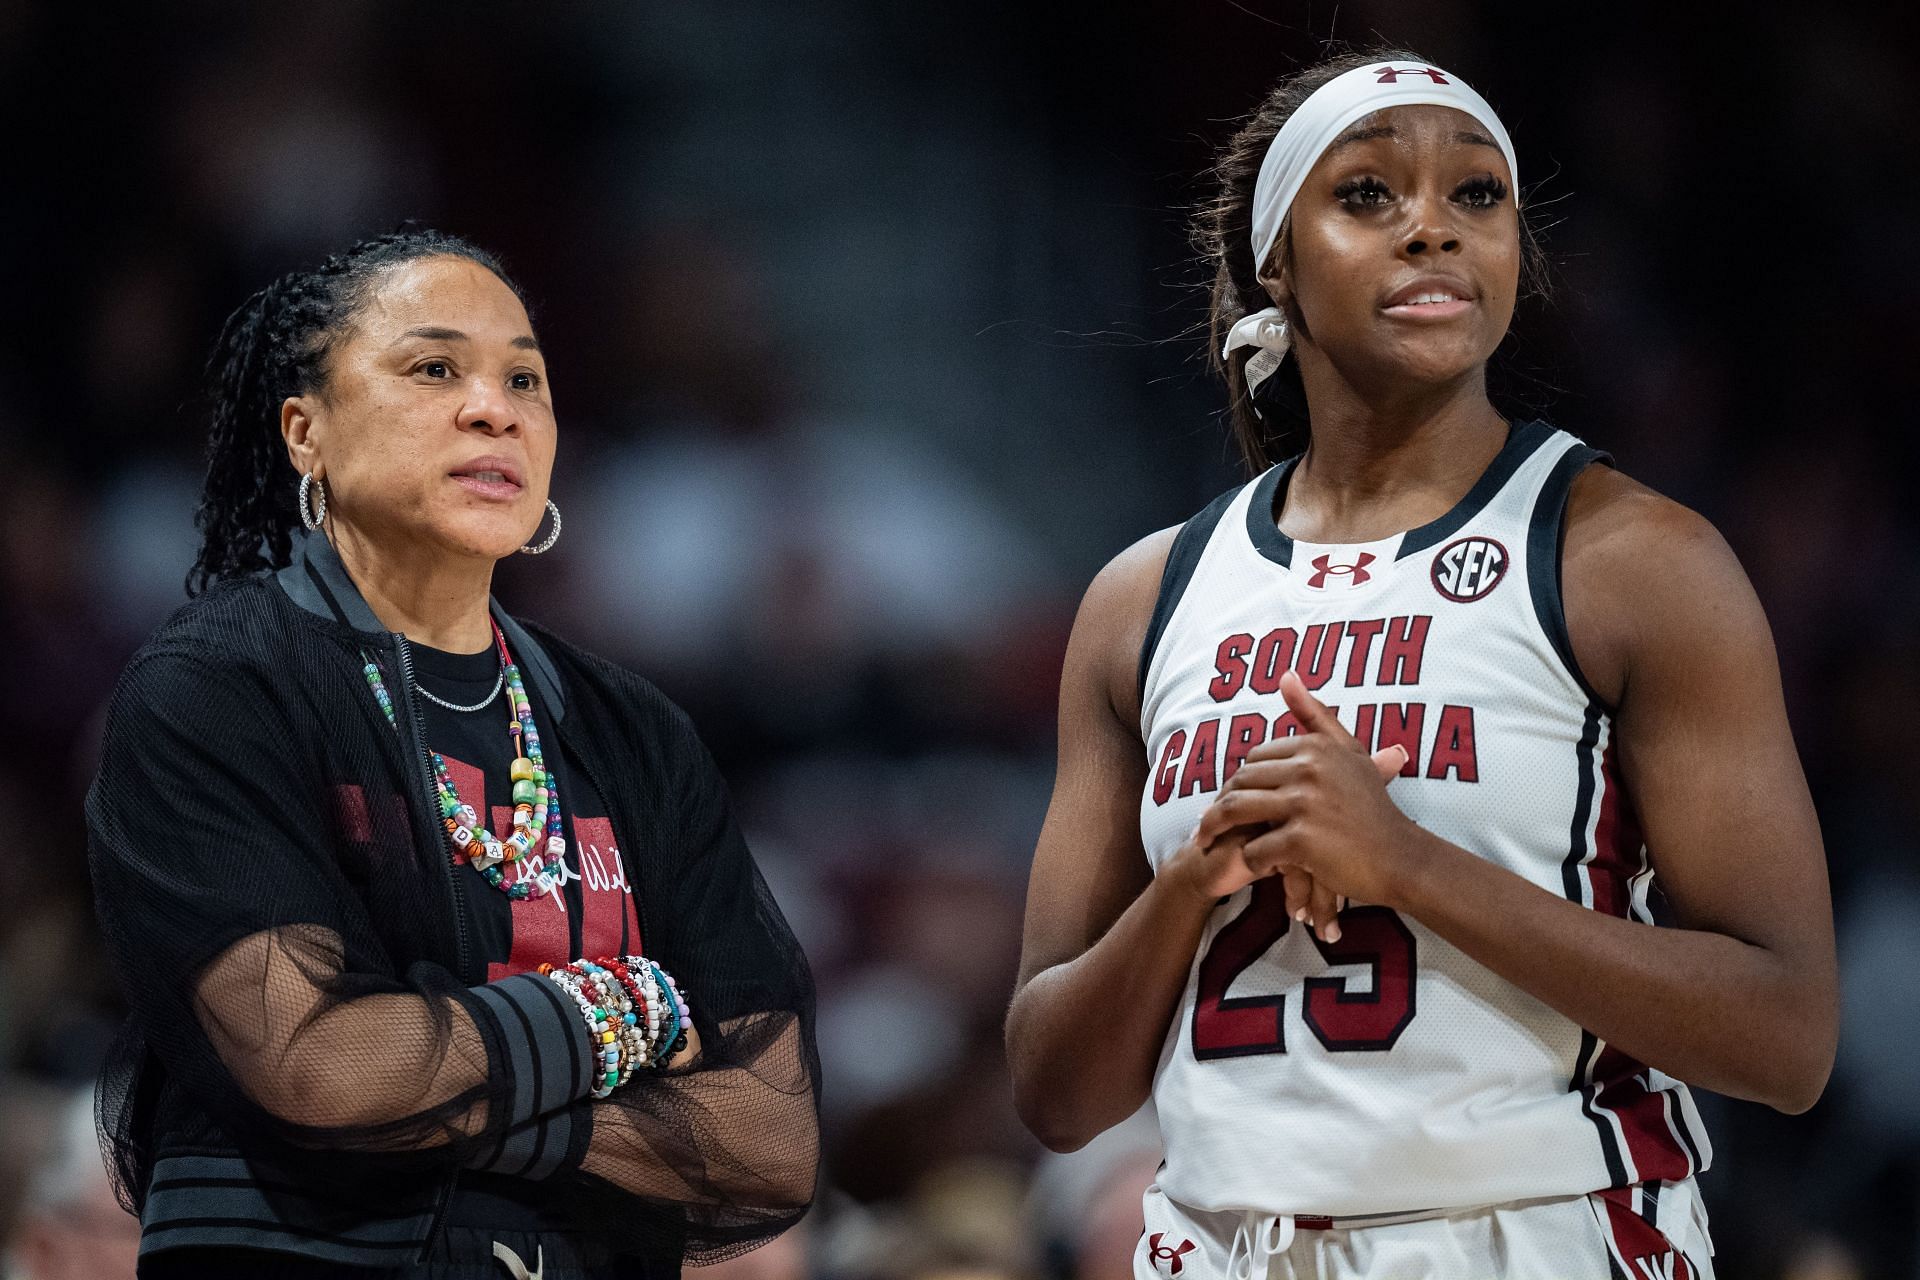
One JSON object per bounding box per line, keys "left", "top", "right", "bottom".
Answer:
{"left": 1006, "top": 530, "right": 1215, "bottom": 1152}
{"left": 1005, "top": 530, "right": 1392, "bottom": 1152}
{"left": 1409, "top": 479, "right": 1836, "bottom": 1107}
{"left": 1196, "top": 468, "right": 1838, "bottom": 1112}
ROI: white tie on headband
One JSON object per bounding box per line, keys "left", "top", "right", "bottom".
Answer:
{"left": 1223, "top": 61, "right": 1518, "bottom": 400}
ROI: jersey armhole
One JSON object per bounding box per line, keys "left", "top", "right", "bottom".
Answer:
{"left": 1136, "top": 485, "right": 1242, "bottom": 710}
{"left": 1526, "top": 443, "right": 1617, "bottom": 714}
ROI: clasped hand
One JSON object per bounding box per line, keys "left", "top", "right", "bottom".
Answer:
{"left": 1170, "top": 668, "right": 1420, "bottom": 942}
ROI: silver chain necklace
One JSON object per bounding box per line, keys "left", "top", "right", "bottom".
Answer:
{"left": 412, "top": 667, "right": 505, "bottom": 714}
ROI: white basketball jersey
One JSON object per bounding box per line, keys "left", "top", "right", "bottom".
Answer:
{"left": 1137, "top": 420, "right": 1712, "bottom": 1218}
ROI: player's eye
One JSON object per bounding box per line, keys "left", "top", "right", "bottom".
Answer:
{"left": 1454, "top": 174, "right": 1509, "bottom": 208}
{"left": 509, "top": 370, "right": 541, "bottom": 392}
{"left": 1333, "top": 176, "right": 1393, "bottom": 208}
{"left": 417, "top": 359, "right": 453, "bottom": 379}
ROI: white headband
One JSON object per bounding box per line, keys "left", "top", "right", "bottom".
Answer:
{"left": 1224, "top": 61, "right": 1518, "bottom": 401}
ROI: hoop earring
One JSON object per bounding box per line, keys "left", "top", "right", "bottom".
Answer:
{"left": 519, "top": 499, "right": 561, "bottom": 555}
{"left": 298, "top": 472, "right": 327, "bottom": 532}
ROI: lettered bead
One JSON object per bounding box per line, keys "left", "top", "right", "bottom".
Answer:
{"left": 547, "top": 836, "right": 566, "bottom": 858}
{"left": 451, "top": 825, "right": 474, "bottom": 848}
{"left": 457, "top": 805, "right": 478, "bottom": 828}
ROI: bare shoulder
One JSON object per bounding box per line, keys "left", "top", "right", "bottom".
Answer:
{"left": 1081, "top": 525, "right": 1179, "bottom": 634}
{"left": 1561, "top": 461, "right": 1767, "bottom": 709}
{"left": 1562, "top": 462, "right": 1727, "bottom": 563}
{"left": 1072, "top": 525, "right": 1180, "bottom": 728}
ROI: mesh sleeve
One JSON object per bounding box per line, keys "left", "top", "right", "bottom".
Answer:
{"left": 542, "top": 687, "right": 821, "bottom": 1263}
{"left": 87, "top": 649, "right": 597, "bottom": 1184}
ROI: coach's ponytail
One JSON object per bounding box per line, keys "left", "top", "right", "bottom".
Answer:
{"left": 190, "top": 281, "right": 296, "bottom": 596}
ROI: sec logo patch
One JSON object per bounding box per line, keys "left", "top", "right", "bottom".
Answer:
{"left": 1431, "top": 535, "right": 1508, "bottom": 602}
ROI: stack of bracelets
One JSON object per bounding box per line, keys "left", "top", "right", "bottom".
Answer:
{"left": 538, "top": 956, "right": 695, "bottom": 1097}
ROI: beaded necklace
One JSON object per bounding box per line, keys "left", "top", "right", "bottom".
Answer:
{"left": 363, "top": 622, "right": 566, "bottom": 900}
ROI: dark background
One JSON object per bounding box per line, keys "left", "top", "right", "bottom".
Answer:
{"left": 2, "top": 3, "right": 1914, "bottom": 1278}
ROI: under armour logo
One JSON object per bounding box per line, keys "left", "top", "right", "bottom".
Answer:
{"left": 1148, "top": 1233, "right": 1197, "bottom": 1275}
{"left": 1307, "top": 551, "right": 1375, "bottom": 589}
{"left": 1374, "top": 65, "right": 1450, "bottom": 84}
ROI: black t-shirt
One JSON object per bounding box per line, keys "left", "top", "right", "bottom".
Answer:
{"left": 410, "top": 640, "right": 646, "bottom": 980}
{"left": 410, "top": 641, "right": 650, "bottom": 1241}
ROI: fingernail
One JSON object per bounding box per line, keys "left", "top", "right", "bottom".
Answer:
{"left": 1294, "top": 907, "right": 1309, "bottom": 923}
{"left": 1326, "top": 922, "right": 1342, "bottom": 944}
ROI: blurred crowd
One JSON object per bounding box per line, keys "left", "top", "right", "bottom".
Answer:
{"left": 5, "top": 2, "right": 1917, "bottom": 1278}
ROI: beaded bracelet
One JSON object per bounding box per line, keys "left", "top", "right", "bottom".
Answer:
{"left": 533, "top": 956, "right": 696, "bottom": 1098}
{"left": 593, "top": 956, "right": 672, "bottom": 1069}
{"left": 548, "top": 968, "right": 620, "bottom": 1096}
{"left": 647, "top": 960, "right": 693, "bottom": 1059}
{"left": 643, "top": 963, "right": 677, "bottom": 1055}
{"left": 540, "top": 965, "right": 623, "bottom": 1097}
{"left": 576, "top": 962, "right": 643, "bottom": 1085}
{"left": 598, "top": 960, "right": 656, "bottom": 1077}
{"left": 548, "top": 973, "right": 612, "bottom": 1097}
{"left": 611, "top": 955, "right": 691, "bottom": 1067}
{"left": 553, "top": 960, "right": 650, "bottom": 1085}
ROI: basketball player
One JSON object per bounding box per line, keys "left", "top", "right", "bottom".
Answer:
{"left": 1006, "top": 50, "right": 1836, "bottom": 1279}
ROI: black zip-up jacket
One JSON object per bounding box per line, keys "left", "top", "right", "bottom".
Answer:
{"left": 87, "top": 533, "right": 820, "bottom": 1270}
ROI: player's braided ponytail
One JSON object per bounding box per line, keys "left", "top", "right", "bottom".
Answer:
{"left": 1195, "top": 47, "right": 1552, "bottom": 476}
{"left": 187, "top": 226, "right": 528, "bottom": 596}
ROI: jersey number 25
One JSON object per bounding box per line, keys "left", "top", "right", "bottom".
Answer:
{"left": 1192, "top": 879, "right": 1417, "bottom": 1058}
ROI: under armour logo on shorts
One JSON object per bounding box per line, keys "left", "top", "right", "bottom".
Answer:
{"left": 1148, "top": 1232, "right": 1197, "bottom": 1275}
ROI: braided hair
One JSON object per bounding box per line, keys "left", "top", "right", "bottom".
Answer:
{"left": 1194, "top": 47, "right": 1554, "bottom": 476}
{"left": 187, "top": 227, "right": 528, "bottom": 597}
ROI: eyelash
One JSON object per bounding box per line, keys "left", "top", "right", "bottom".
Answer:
{"left": 415, "top": 359, "right": 542, "bottom": 391}
{"left": 1332, "top": 174, "right": 1510, "bottom": 209}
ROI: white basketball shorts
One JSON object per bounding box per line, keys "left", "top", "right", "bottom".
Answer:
{"left": 1134, "top": 1178, "right": 1715, "bottom": 1280}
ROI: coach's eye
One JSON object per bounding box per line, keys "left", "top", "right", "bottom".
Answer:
{"left": 1334, "top": 176, "right": 1393, "bottom": 208}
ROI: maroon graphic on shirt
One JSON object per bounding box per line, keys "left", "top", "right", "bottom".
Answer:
{"left": 434, "top": 756, "right": 644, "bottom": 980}
{"left": 568, "top": 815, "right": 644, "bottom": 967}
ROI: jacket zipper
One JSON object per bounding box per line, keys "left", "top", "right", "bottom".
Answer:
{"left": 393, "top": 632, "right": 466, "bottom": 1260}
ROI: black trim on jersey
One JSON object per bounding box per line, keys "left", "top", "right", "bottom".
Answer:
{"left": 1137, "top": 485, "right": 1242, "bottom": 707}
{"left": 1526, "top": 442, "right": 1616, "bottom": 712}
{"left": 1242, "top": 419, "right": 1556, "bottom": 571}
{"left": 1575, "top": 1029, "right": 1631, "bottom": 1189}
{"left": 1671, "top": 1099, "right": 1706, "bottom": 1173}
{"left": 1243, "top": 455, "right": 1303, "bottom": 569}
{"left": 1641, "top": 1179, "right": 1661, "bottom": 1231}
{"left": 1559, "top": 702, "right": 1604, "bottom": 905}
{"left": 1395, "top": 418, "right": 1555, "bottom": 559}
{"left": 1564, "top": 700, "right": 1632, "bottom": 1188}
